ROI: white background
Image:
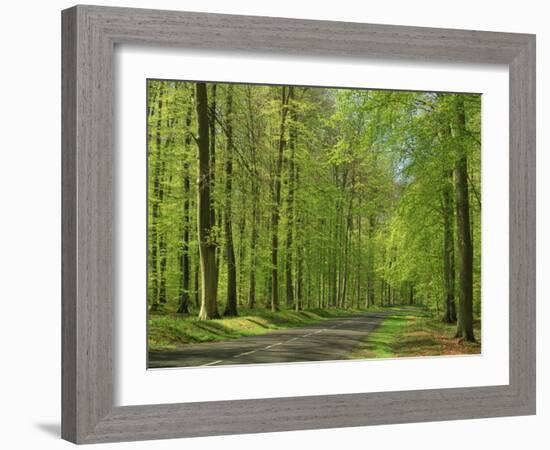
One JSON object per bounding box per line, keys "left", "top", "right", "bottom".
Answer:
{"left": 116, "top": 48, "right": 509, "bottom": 405}
{"left": 0, "top": 0, "right": 546, "bottom": 449}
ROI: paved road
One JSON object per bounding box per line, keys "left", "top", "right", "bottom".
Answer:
{"left": 148, "top": 311, "right": 393, "bottom": 368}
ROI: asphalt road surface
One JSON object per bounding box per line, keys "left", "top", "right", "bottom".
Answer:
{"left": 148, "top": 311, "right": 393, "bottom": 368}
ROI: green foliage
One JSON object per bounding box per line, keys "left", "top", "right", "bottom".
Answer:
{"left": 146, "top": 79, "right": 481, "bottom": 333}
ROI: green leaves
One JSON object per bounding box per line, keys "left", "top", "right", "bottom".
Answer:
{"left": 146, "top": 79, "right": 481, "bottom": 319}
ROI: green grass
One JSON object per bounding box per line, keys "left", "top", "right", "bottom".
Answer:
{"left": 353, "top": 312, "right": 412, "bottom": 358}
{"left": 148, "top": 306, "right": 383, "bottom": 351}
{"left": 352, "top": 310, "right": 481, "bottom": 359}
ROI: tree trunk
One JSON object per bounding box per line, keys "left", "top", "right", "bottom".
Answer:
{"left": 209, "top": 84, "right": 220, "bottom": 295}
{"left": 285, "top": 90, "right": 296, "bottom": 308}
{"left": 248, "top": 181, "right": 259, "bottom": 308}
{"left": 246, "top": 88, "right": 259, "bottom": 309}
{"left": 341, "top": 195, "right": 353, "bottom": 308}
{"left": 196, "top": 82, "right": 220, "bottom": 320}
{"left": 442, "top": 170, "right": 457, "bottom": 323}
{"left": 149, "top": 85, "right": 164, "bottom": 311}
{"left": 367, "top": 215, "right": 375, "bottom": 307}
{"left": 296, "top": 250, "right": 303, "bottom": 311}
{"left": 270, "top": 86, "right": 291, "bottom": 311}
{"left": 178, "top": 101, "right": 193, "bottom": 314}
{"left": 194, "top": 250, "right": 200, "bottom": 308}
{"left": 223, "top": 85, "right": 238, "bottom": 317}
{"left": 237, "top": 214, "right": 246, "bottom": 306}
{"left": 330, "top": 215, "right": 338, "bottom": 307}
{"left": 158, "top": 196, "right": 167, "bottom": 305}
{"left": 295, "top": 163, "right": 303, "bottom": 311}
{"left": 356, "top": 215, "right": 362, "bottom": 309}
{"left": 452, "top": 96, "right": 475, "bottom": 341}
{"left": 157, "top": 127, "right": 175, "bottom": 306}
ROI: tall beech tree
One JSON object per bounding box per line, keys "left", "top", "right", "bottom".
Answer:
{"left": 285, "top": 89, "right": 297, "bottom": 308}
{"left": 223, "top": 85, "right": 238, "bottom": 316}
{"left": 442, "top": 169, "right": 457, "bottom": 323}
{"left": 209, "top": 84, "right": 220, "bottom": 292}
{"left": 196, "top": 82, "right": 219, "bottom": 320}
{"left": 149, "top": 83, "right": 164, "bottom": 311}
{"left": 452, "top": 95, "right": 475, "bottom": 341}
{"left": 246, "top": 86, "right": 260, "bottom": 309}
{"left": 270, "top": 86, "right": 291, "bottom": 311}
{"left": 177, "top": 99, "right": 193, "bottom": 314}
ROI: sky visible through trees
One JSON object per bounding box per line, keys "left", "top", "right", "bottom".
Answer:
{"left": 147, "top": 79, "right": 481, "bottom": 363}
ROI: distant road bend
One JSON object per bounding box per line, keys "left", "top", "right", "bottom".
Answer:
{"left": 148, "top": 310, "right": 394, "bottom": 368}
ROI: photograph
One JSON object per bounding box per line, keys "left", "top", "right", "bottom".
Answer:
{"left": 146, "top": 80, "right": 482, "bottom": 368}
{"left": 2, "top": 0, "right": 541, "bottom": 447}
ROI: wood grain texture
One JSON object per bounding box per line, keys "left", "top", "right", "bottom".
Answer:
{"left": 61, "top": 4, "right": 536, "bottom": 444}
{"left": 61, "top": 7, "right": 77, "bottom": 443}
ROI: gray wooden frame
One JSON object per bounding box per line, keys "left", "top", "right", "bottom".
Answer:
{"left": 62, "top": 4, "right": 536, "bottom": 444}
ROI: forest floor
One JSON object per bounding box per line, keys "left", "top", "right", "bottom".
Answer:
{"left": 351, "top": 310, "right": 481, "bottom": 359}
{"left": 148, "top": 306, "right": 385, "bottom": 352}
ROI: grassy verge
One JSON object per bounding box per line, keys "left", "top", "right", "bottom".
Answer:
{"left": 148, "top": 306, "right": 381, "bottom": 352}
{"left": 352, "top": 310, "right": 481, "bottom": 359}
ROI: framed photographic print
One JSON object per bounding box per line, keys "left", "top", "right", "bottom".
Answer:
{"left": 62, "top": 4, "right": 536, "bottom": 444}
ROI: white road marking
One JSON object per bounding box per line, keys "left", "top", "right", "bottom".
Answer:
{"left": 302, "top": 328, "right": 327, "bottom": 337}
{"left": 264, "top": 342, "right": 282, "bottom": 350}
{"left": 234, "top": 350, "right": 256, "bottom": 358}
{"left": 228, "top": 317, "right": 382, "bottom": 360}
{"left": 201, "top": 359, "right": 223, "bottom": 366}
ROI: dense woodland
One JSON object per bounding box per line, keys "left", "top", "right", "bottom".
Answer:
{"left": 147, "top": 80, "right": 481, "bottom": 342}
